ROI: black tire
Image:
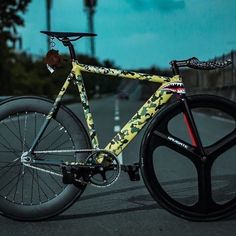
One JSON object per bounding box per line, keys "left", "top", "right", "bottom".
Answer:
{"left": 0, "top": 96, "right": 91, "bottom": 221}
{"left": 141, "top": 94, "right": 236, "bottom": 221}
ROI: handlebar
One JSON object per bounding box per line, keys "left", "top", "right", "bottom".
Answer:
{"left": 170, "top": 57, "right": 232, "bottom": 74}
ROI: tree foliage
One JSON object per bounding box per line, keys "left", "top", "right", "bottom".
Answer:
{"left": 0, "top": 1, "right": 121, "bottom": 98}
{"left": 0, "top": 50, "right": 122, "bottom": 99}
{"left": 0, "top": 0, "right": 31, "bottom": 95}
{"left": 0, "top": 0, "right": 31, "bottom": 37}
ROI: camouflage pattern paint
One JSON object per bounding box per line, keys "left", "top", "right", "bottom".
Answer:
{"left": 71, "top": 61, "right": 184, "bottom": 157}
{"left": 72, "top": 63, "right": 99, "bottom": 148}
{"left": 105, "top": 90, "right": 172, "bottom": 155}
{"left": 77, "top": 62, "right": 171, "bottom": 83}
{"left": 46, "top": 75, "right": 71, "bottom": 119}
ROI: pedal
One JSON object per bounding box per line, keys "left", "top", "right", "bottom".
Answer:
{"left": 62, "top": 165, "right": 75, "bottom": 184}
{"left": 61, "top": 165, "right": 90, "bottom": 186}
{"left": 122, "top": 163, "right": 140, "bottom": 181}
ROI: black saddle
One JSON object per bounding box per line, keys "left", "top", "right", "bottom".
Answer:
{"left": 40, "top": 31, "right": 97, "bottom": 39}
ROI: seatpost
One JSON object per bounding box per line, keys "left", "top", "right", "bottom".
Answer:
{"left": 62, "top": 37, "right": 76, "bottom": 60}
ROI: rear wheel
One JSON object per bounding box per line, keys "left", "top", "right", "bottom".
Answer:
{"left": 141, "top": 95, "right": 236, "bottom": 221}
{"left": 0, "top": 96, "right": 91, "bottom": 221}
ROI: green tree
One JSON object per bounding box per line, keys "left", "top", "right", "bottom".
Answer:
{"left": 0, "top": 0, "right": 31, "bottom": 38}
{"left": 0, "top": 0, "right": 31, "bottom": 95}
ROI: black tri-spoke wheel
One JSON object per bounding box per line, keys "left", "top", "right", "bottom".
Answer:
{"left": 0, "top": 97, "right": 91, "bottom": 221}
{"left": 141, "top": 95, "right": 236, "bottom": 221}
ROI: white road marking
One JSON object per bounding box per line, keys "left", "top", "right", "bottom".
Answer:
{"left": 211, "top": 115, "right": 234, "bottom": 124}
{"left": 114, "top": 98, "right": 123, "bottom": 164}
{"left": 195, "top": 112, "right": 234, "bottom": 124}
{"left": 117, "top": 153, "right": 123, "bottom": 164}
{"left": 114, "top": 125, "right": 120, "bottom": 132}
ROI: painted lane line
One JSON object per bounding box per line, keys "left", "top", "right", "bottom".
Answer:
{"left": 114, "top": 98, "right": 123, "bottom": 164}
{"left": 117, "top": 153, "right": 123, "bottom": 164}
{"left": 211, "top": 115, "right": 234, "bottom": 124}
{"left": 114, "top": 125, "right": 120, "bottom": 132}
{"left": 195, "top": 113, "right": 234, "bottom": 124}
{"left": 114, "top": 116, "right": 120, "bottom": 121}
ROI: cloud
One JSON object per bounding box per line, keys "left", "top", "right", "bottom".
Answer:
{"left": 155, "top": 0, "right": 185, "bottom": 11}
{"left": 127, "top": 0, "right": 185, "bottom": 12}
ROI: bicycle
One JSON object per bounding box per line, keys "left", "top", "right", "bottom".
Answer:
{"left": 0, "top": 31, "right": 234, "bottom": 221}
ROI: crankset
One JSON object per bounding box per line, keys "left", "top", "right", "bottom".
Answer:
{"left": 62, "top": 150, "right": 121, "bottom": 188}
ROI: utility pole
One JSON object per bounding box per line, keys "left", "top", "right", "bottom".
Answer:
{"left": 84, "top": 0, "right": 97, "bottom": 57}
{"left": 46, "top": 0, "right": 52, "bottom": 51}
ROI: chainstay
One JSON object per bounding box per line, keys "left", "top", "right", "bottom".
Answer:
{"left": 33, "top": 148, "right": 117, "bottom": 165}
{"left": 24, "top": 148, "right": 117, "bottom": 176}
{"left": 23, "top": 163, "right": 86, "bottom": 184}
{"left": 23, "top": 162, "right": 120, "bottom": 188}
{"left": 26, "top": 149, "right": 121, "bottom": 187}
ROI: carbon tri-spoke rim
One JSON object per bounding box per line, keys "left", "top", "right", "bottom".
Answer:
{"left": 142, "top": 95, "right": 236, "bottom": 220}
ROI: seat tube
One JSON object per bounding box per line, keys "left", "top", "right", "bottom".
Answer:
{"left": 72, "top": 63, "right": 99, "bottom": 149}
{"left": 62, "top": 38, "right": 76, "bottom": 60}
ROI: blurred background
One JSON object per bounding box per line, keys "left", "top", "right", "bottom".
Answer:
{"left": 0, "top": 0, "right": 235, "bottom": 101}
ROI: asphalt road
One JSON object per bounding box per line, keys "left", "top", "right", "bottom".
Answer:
{"left": 0, "top": 95, "right": 236, "bottom": 236}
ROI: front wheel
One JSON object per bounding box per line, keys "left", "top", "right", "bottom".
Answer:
{"left": 0, "top": 96, "right": 91, "bottom": 221}
{"left": 141, "top": 95, "right": 236, "bottom": 221}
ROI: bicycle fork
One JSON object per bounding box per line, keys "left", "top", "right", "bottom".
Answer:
{"left": 179, "top": 95, "right": 207, "bottom": 159}
{"left": 179, "top": 95, "right": 214, "bottom": 211}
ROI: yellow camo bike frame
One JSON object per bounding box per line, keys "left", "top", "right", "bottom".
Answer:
{"left": 47, "top": 60, "right": 185, "bottom": 159}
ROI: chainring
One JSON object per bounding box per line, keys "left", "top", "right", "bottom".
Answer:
{"left": 85, "top": 150, "right": 121, "bottom": 188}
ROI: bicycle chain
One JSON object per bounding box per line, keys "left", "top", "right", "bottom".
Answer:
{"left": 23, "top": 163, "right": 62, "bottom": 177}
{"left": 24, "top": 149, "right": 121, "bottom": 188}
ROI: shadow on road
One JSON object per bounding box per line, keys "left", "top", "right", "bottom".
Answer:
{"left": 47, "top": 174, "right": 236, "bottom": 222}
{"left": 48, "top": 203, "right": 159, "bottom": 222}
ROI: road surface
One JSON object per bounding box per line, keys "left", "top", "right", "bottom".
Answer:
{"left": 0, "top": 95, "right": 236, "bottom": 236}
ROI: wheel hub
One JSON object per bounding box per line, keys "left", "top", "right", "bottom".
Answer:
{"left": 21, "top": 152, "right": 32, "bottom": 163}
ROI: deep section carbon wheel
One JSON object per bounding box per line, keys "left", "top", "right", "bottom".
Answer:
{"left": 0, "top": 96, "right": 91, "bottom": 221}
{"left": 141, "top": 95, "right": 236, "bottom": 221}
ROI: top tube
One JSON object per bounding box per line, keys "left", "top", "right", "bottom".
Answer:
{"left": 72, "top": 60, "right": 180, "bottom": 84}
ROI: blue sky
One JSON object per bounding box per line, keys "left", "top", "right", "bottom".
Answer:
{"left": 19, "top": 0, "right": 236, "bottom": 69}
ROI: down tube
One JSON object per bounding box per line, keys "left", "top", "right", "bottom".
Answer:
{"left": 105, "top": 90, "right": 173, "bottom": 156}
